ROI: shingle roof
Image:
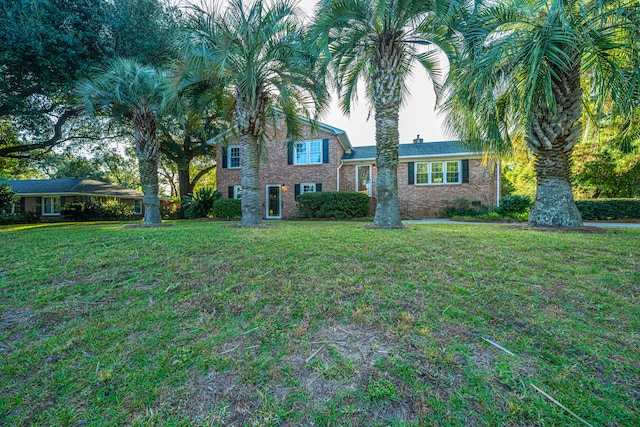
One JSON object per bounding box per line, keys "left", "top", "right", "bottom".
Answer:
{"left": 0, "top": 178, "right": 143, "bottom": 198}
{"left": 342, "top": 141, "right": 478, "bottom": 161}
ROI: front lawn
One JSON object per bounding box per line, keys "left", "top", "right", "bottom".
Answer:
{"left": 1, "top": 221, "right": 638, "bottom": 426}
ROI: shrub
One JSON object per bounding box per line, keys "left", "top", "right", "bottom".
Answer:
{"left": 62, "top": 198, "right": 138, "bottom": 221}
{"left": 211, "top": 198, "right": 241, "bottom": 219}
{"left": 0, "top": 182, "right": 17, "bottom": 212}
{"left": 575, "top": 199, "right": 640, "bottom": 220}
{"left": 496, "top": 195, "right": 531, "bottom": 216}
{"left": 442, "top": 198, "right": 489, "bottom": 217}
{"left": 183, "top": 187, "right": 220, "bottom": 218}
{"left": 0, "top": 211, "right": 39, "bottom": 225}
{"left": 297, "top": 192, "right": 370, "bottom": 219}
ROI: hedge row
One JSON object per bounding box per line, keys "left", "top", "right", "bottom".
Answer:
{"left": 575, "top": 199, "right": 640, "bottom": 220}
{"left": 211, "top": 198, "right": 241, "bottom": 219}
{"left": 297, "top": 191, "right": 370, "bottom": 219}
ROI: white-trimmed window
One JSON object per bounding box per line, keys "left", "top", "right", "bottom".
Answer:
{"left": 294, "top": 140, "right": 322, "bottom": 165}
{"left": 133, "top": 200, "right": 142, "bottom": 215}
{"left": 228, "top": 145, "right": 240, "bottom": 168}
{"left": 42, "top": 196, "right": 61, "bottom": 215}
{"left": 233, "top": 185, "right": 242, "bottom": 200}
{"left": 301, "top": 183, "right": 316, "bottom": 194}
{"left": 416, "top": 161, "right": 461, "bottom": 185}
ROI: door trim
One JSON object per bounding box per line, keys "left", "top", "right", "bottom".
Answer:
{"left": 265, "top": 184, "right": 282, "bottom": 219}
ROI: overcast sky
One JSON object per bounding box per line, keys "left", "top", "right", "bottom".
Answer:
{"left": 183, "top": 0, "right": 450, "bottom": 146}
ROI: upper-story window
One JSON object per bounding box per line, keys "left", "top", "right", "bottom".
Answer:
{"left": 228, "top": 145, "right": 240, "bottom": 168}
{"left": 294, "top": 140, "right": 322, "bottom": 165}
{"left": 416, "top": 161, "right": 461, "bottom": 185}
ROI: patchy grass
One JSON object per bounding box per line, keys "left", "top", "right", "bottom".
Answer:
{"left": 0, "top": 221, "right": 638, "bottom": 426}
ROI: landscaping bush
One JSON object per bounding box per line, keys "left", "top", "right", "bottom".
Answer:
{"left": 442, "top": 198, "right": 489, "bottom": 217}
{"left": 211, "top": 198, "right": 241, "bottom": 219}
{"left": 62, "top": 198, "right": 138, "bottom": 221}
{"left": 297, "top": 191, "right": 370, "bottom": 219}
{"left": 0, "top": 182, "right": 17, "bottom": 212}
{"left": 575, "top": 199, "right": 640, "bottom": 220}
{"left": 496, "top": 194, "right": 531, "bottom": 216}
{"left": 183, "top": 187, "right": 220, "bottom": 218}
{"left": 0, "top": 211, "right": 39, "bottom": 225}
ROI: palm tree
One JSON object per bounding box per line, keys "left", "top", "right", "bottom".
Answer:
{"left": 76, "top": 58, "right": 166, "bottom": 224}
{"left": 313, "top": 0, "right": 450, "bottom": 227}
{"left": 181, "top": 0, "right": 327, "bottom": 226}
{"left": 442, "top": 0, "right": 637, "bottom": 227}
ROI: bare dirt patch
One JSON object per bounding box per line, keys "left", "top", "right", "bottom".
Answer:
{"left": 508, "top": 224, "right": 617, "bottom": 234}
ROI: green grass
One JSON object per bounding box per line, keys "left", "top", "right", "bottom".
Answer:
{"left": 1, "top": 221, "right": 638, "bottom": 426}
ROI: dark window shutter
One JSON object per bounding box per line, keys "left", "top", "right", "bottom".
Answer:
{"left": 294, "top": 184, "right": 300, "bottom": 199}
{"left": 60, "top": 196, "right": 65, "bottom": 206}
{"left": 288, "top": 142, "right": 294, "bottom": 165}
{"left": 35, "top": 197, "right": 42, "bottom": 214}
{"left": 462, "top": 159, "right": 469, "bottom": 183}
{"left": 222, "top": 147, "right": 228, "bottom": 168}
{"left": 408, "top": 162, "right": 415, "bottom": 185}
{"left": 20, "top": 197, "right": 25, "bottom": 212}
{"left": 316, "top": 183, "right": 322, "bottom": 192}
{"left": 228, "top": 186, "right": 234, "bottom": 198}
{"left": 322, "top": 139, "right": 329, "bottom": 163}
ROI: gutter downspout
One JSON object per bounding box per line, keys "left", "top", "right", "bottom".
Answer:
{"left": 336, "top": 160, "right": 344, "bottom": 191}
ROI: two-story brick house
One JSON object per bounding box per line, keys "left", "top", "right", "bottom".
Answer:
{"left": 216, "top": 120, "right": 500, "bottom": 219}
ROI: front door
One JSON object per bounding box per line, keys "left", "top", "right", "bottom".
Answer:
{"left": 266, "top": 185, "right": 282, "bottom": 219}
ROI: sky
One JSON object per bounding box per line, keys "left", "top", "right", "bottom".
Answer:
{"left": 183, "top": 0, "right": 450, "bottom": 147}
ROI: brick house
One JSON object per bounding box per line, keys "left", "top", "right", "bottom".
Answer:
{"left": 216, "top": 121, "right": 500, "bottom": 219}
{"left": 0, "top": 178, "right": 144, "bottom": 220}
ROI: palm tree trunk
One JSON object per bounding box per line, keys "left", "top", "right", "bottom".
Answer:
{"left": 239, "top": 134, "right": 262, "bottom": 226}
{"left": 134, "top": 108, "right": 162, "bottom": 224}
{"left": 527, "top": 64, "right": 583, "bottom": 227}
{"left": 371, "top": 43, "right": 403, "bottom": 227}
{"left": 373, "top": 103, "right": 402, "bottom": 227}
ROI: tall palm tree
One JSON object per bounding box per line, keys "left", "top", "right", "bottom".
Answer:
{"left": 313, "top": 0, "right": 450, "bottom": 227}
{"left": 76, "top": 58, "right": 166, "bottom": 224}
{"left": 442, "top": 0, "right": 638, "bottom": 227}
{"left": 181, "top": 0, "right": 327, "bottom": 226}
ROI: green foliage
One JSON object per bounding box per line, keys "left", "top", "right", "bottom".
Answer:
{"left": 575, "top": 199, "right": 640, "bottom": 220}
{"left": 62, "top": 198, "right": 138, "bottom": 221}
{"left": 442, "top": 198, "right": 489, "bottom": 218}
{"left": 496, "top": 195, "right": 531, "bottom": 216}
{"left": 0, "top": 182, "right": 17, "bottom": 212}
{"left": 211, "top": 199, "right": 241, "bottom": 219}
{"left": 0, "top": 211, "right": 39, "bottom": 225}
{"left": 573, "top": 151, "right": 640, "bottom": 199}
{"left": 297, "top": 192, "right": 370, "bottom": 219}
{"left": 182, "top": 187, "right": 220, "bottom": 218}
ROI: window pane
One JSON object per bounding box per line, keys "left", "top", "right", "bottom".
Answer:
{"left": 446, "top": 161, "right": 459, "bottom": 183}
{"left": 53, "top": 197, "right": 60, "bottom": 214}
{"left": 431, "top": 162, "right": 443, "bottom": 183}
{"left": 310, "top": 141, "right": 321, "bottom": 152}
{"left": 310, "top": 152, "right": 321, "bottom": 163}
{"left": 302, "top": 184, "right": 315, "bottom": 193}
{"left": 295, "top": 142, "right": 307, "bottom": 164}
{"left": 229, "top": 146, "right": 240, "bottom": 168}
{"left": 309, "top": 141, "right": 322, "bottom": 163}
{"left": 416, "top": 163, "right": 429, "bottom": 184}
{"left": 44, "top": 197, "right": 51, "bottom": 214}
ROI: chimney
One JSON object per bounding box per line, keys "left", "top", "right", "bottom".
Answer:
{"left": 413, "top": 134, "right": 424, "bottom": 144}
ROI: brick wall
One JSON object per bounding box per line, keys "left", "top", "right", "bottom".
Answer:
{"left": 217, "top": 121, "right": 346, "bottom": 219}
{"left": 342, "top": 158, "right": 497, "bottom": 218}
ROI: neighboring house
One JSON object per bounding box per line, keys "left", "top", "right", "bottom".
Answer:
{"left": 0, "top": 178, "right": 144, "bottom": 220}
{"left": 216, "top": 120, "right": 500, "bottom": 219}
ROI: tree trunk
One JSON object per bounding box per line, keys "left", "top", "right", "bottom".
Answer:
{"left": 178, "top": 165, "right": 192, "bottom": 197}
{"left": 236, "top": 94, "right": 267, "bottom": 226}
{"left": 371, "top": 36, "right": 403, "bottom": 227}
{"left": 239, "top": 134, "right": 262, "bottom": 226}
{"left": 527, "top": 62, "right": 583, "bottom": 227}
{"left": 133, "top": 107, "right": 161, "bottom": 224}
